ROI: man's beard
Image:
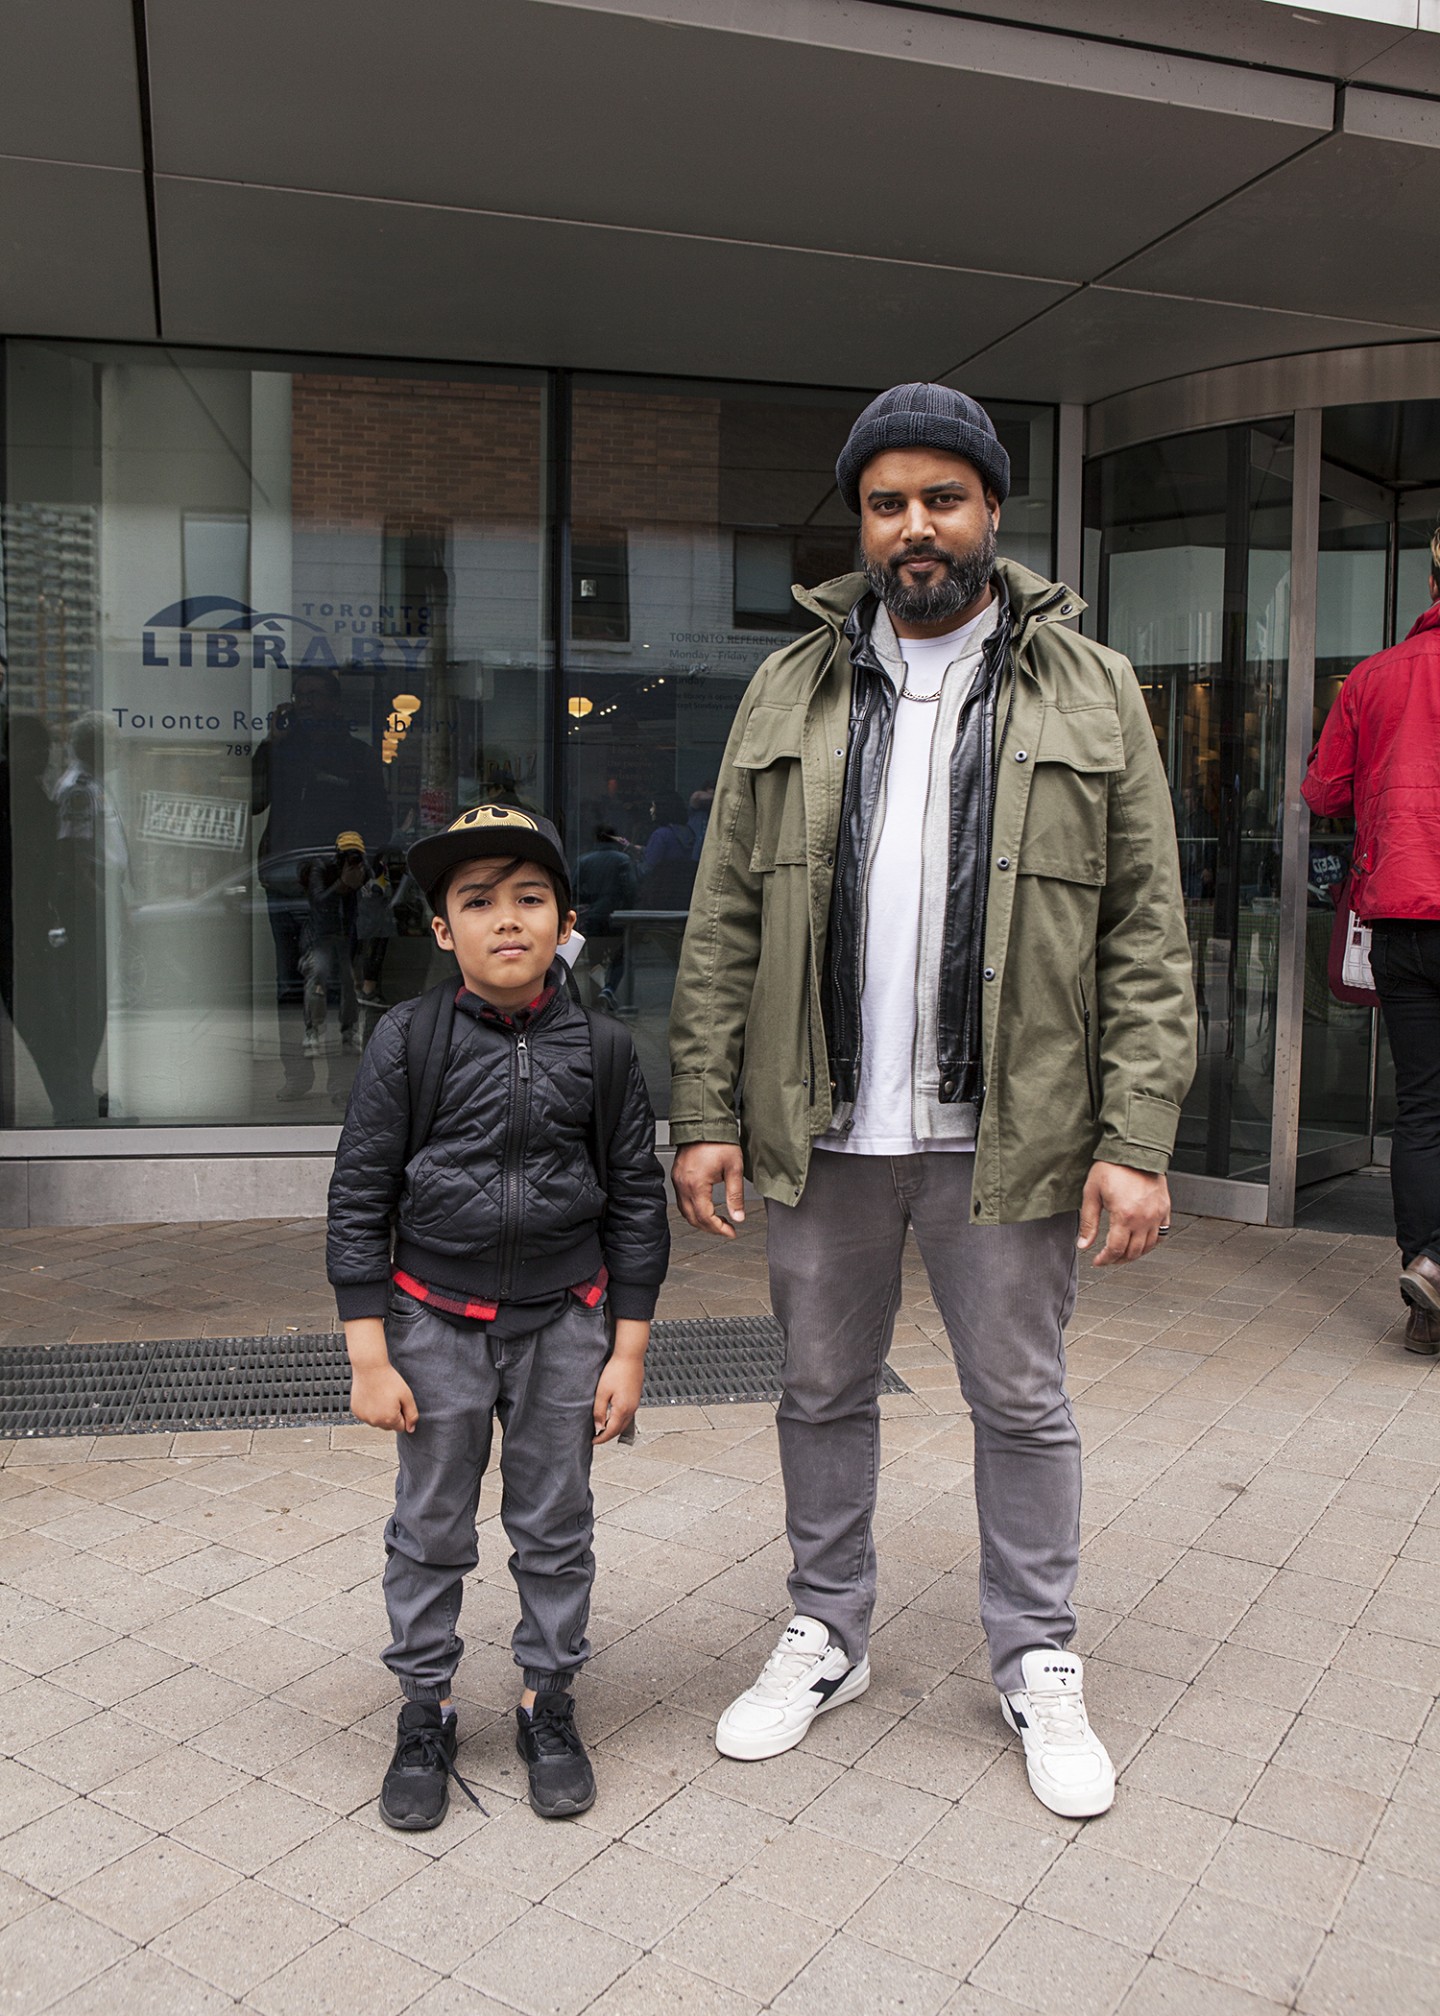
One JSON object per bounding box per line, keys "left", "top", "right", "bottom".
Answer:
{"left": 863, "top": 522, "right": 997, "bottom": 626}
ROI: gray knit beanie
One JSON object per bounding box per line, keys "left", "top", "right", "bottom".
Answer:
{"left": 836, "top": 383, "right": 1010, "bottom": 514}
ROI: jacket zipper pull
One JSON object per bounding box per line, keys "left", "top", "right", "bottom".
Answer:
{"left": 517, "top": 1033, "right": 530, "bottom": 1081}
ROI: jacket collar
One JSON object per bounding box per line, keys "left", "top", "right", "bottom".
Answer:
{"left": 1405, "top": 600, "right": 1440, "bottom": 641}
{"left": 796, "top": 557, "right": 1084, "bottom": 686}
{"left": 455, "top": 961, "right": 569, "bottom": 1032}
{"left": 840, "top": 576, "right": 1012, "bottom": 683}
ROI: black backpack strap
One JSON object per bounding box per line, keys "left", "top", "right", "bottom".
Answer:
{"left": 586, "top": 1010, "right": 635, "bottom": 1393}
{"left": 584, "top": 1009, "right": 632, "bottom": 1196}
{"left": 405, "top": 981, "right": 457, "bottom": 1161}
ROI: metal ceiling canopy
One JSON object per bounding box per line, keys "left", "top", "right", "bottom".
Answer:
{"left": 3, "top": 0, "right": 1440, "bottom": 422}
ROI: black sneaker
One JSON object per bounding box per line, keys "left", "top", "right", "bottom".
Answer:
{"left": 516, "top": 1690, "right": 596, "bottom": 1818}
{"left": 379, "top": 1701, "right": 482, "bottom": 1831}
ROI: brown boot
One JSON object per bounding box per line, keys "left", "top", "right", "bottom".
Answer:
{"left": 1404, "top": 1304, "right": 1440, "bottom": 1355}
{"left": 1399, "top": 1254, "right": 1440, "bottom": 1316}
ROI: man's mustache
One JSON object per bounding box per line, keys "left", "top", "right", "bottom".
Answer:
{"left": 888, "top": 545, "right": 957, "bottom": 572}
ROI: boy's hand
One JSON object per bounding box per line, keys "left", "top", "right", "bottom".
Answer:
{"left": 350, "top": 1362, "right": 418, "bottom": 1433}
{"left": 593, "top": 1319, "right": 648, "bottom": 1443}
{"left": 343, "top": 1317, "right": 418, "bottom": 1432}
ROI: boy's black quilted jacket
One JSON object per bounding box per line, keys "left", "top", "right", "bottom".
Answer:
{"left": 326, "top": 982, "right": 670, "bottom": 1323}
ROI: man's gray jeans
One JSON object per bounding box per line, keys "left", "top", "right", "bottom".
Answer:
{"left": 767, "top": 1149, "right": 1081, "bottom": 1693}
{"left": 380, "top": 1290, "right": 611, "bottom": 1700}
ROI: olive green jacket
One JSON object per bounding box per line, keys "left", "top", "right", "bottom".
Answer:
{"left": 668, "top": 560, "right": 1197, "bottom": 1222}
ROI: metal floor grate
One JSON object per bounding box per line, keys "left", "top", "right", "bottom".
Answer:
{"left": 0, "top": 1318, "right": 909, "bottom": 1439}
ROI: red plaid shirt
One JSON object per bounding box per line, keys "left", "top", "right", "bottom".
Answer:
{"left": 390, "top": 1267, "right": 607, "bottom": 1324}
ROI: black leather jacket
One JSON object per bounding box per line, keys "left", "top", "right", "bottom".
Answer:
{"left": 821, "top": 583, "right": 1011, "bottom": 1114}
{"left": 327, "top": 979, "right": 669, "bottom": 1322}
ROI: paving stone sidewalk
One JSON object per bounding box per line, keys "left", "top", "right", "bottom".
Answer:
{"left": 0, "top": 1207, "right": 1437, "bottom": 2015}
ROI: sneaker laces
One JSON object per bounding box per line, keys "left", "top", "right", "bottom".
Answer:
{"left": 396, "top": 1722, "right": 485, "bottom": 1812}
{"left": 749, "top": 1642, "right": 826, "bottom": 1704}
{"left": 1025, "top": 1686, "right": 1090, "bottom": 1750}
{"left": 529, "top": 1698, "right": 586, "bottom": 1758}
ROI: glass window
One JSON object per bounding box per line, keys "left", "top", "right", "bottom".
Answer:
{"left": 571, "top": 529, "right": 630, "bottom": 642}
{"left": 2, "top": 348, "right": 1051, "bottom": 1137}
{"left": 1, "top": 343, "right": 551, "bottom": 1128}
{"left": 182, "top": 512, "right": 251, "bottom": 623}
{"left": 562, "top": 379, "right": 1054, "bottom": 1116}
{"left": 1084, "top": 424, "right": 1293, "bottom": 1183}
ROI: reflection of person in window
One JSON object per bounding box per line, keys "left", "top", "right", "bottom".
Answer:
{"left": 640, "top": 791, "right": 698, "bottom": 909}
{"left": 353, "top": 849, "right": 398, "bottom": 1014}
{"left": 687, "top": 784, "right": 714, "bottom": 851}
{"left": 52, "top": 714, "right": 130, "bottom": 1122}
{"left": 576, "top": 826, "right": 637, "bottom": 1007}
{"left": 251, "top": 667, "right": 388, "bottom": 1101}
{"left": 0, "top": 711, "right": 72, "bottom": 1122}
{"left": 1172, "top": 783, "right": 1216, "bottom": 900}
{"left": 298, "top": 831, "right": 367, "bottom": 1080}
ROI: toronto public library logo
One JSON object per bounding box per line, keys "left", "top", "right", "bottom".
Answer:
{"left": 141, "top": 597, "right": 433, "bottom": 673}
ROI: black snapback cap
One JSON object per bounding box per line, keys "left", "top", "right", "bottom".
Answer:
{"left": 406, "top": 803, "right": 571, "bottom": 908}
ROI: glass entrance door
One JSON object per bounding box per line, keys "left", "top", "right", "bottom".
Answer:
{"left": 1297, "top": 470, "right": 1392, "bottom": 1178}
{"left": 1084, "top": 422, "right": 1293, "bottom": 1190}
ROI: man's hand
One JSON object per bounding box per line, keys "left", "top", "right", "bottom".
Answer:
{"left": 594, "top": 1319, "right": 649, "bottom": 1443}
{"left": 344, "top": 1317, "right": 418, "bottom": 1432}
{"left": 671, "top": 1142, "right": 746, "bottom": 1239}
{"left": 1077, "top": 1161, "right": 1171, "bottom": 1267}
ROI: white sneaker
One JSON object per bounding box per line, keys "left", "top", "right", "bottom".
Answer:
{"left": 1001, "top": 1648, "right": 1115, "bottom": 1818}
{"left": 715, "top": 1617, "right": 870, "bottom": 1761}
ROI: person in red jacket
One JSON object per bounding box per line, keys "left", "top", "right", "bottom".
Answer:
{"left": 1303, "top": 529, "right": 1440, "bottom": 1353}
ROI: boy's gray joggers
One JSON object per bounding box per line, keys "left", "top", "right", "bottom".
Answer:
{"left": 379, "top": 1289, "right": 611, "bottom": 1700}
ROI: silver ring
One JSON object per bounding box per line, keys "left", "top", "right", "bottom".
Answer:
{"left": 1158, "top": 1224, "right": 1172, "bottom": 1237}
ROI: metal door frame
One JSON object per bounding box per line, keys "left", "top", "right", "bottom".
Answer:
{"left": 1171, "top": 412, "right": 1383, "bottom": 1227}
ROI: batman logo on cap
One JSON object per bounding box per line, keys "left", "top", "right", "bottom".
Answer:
{"left": 450, "top": 806, "right": 538, "bottom": 833}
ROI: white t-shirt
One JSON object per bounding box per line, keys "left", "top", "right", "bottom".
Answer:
{"left": 817, "top": 602, "right": 998, "bottom": 1157}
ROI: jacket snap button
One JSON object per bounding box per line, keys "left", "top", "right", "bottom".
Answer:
{"left": 983, "top": 966, "right": 996, "bottom": 981}
{"left": 940, "top": 1079, "right": 954, "bottom": 1098}
{"left": 1061, "top": 603, "right": 1073, "bottom": 615}
{"left": 997, "top": 856, "right": 1011, "bottom": 871}
{"left": 1015, "top": 750, "right": 1028, "bottom": 763}
{"left": 824, "top": 852, "right": 834, "bottom": 866}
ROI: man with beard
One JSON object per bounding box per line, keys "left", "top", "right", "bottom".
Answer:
{"left": 669, "top": 384, "right": 1194, "bottom": 1818}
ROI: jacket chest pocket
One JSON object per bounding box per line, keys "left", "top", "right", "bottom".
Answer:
{"left": 734, "top": 705, "right": 809, "bottom": 872}
{"left": 1017, "top": 704, "right": 1123, "bottom": 885}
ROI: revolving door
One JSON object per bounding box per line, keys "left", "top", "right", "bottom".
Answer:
{"left": 1083, "top": 381, "right": 1440, "bottom": 1225}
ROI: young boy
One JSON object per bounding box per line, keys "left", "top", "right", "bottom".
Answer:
{"left": 327, "top": 804, "right": 669, "bottom": 1827}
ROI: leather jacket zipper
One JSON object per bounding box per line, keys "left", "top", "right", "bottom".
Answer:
{"left": 498, "top": 1029, "right": 532, "bottom": 1296}
{"left": 848, "top": 675, "right": 895, "bottom": 1113}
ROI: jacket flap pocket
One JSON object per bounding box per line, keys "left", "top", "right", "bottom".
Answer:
{"left": 1016, "top": 851, "right": 1105, "bottom": 886}
{"left": 1037, "top": 705, "right": 1124, "bottom": 773}
{"left": 733, "top": 705, "right": 804, "bottom": 771}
